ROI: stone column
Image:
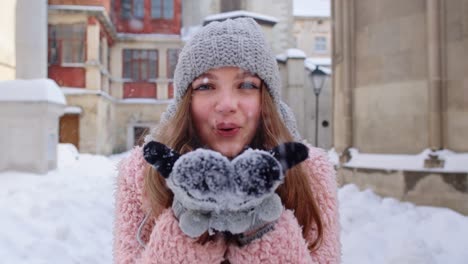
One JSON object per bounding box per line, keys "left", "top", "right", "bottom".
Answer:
{"left": 332, "top": 0, "right": 354, "bottom": 153}
{"left": 284, "top": 49, "right": 306, "bottom": 138}
{"left": 426, "top": 0, "right": 444, "bottom": 149}
{"left": 15, "top": 0, "right": 48, "bottom": 79}
{"left": 86, "top": 22, "right": 101, "bottom": 90}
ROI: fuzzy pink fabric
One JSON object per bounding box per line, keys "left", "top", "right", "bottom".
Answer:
{"left": 113, "top": 145, "right": 341, "bottom": 263}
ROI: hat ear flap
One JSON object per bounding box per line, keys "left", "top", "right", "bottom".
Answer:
{"left": 143, "top": 141, "right": 180, "bottom": 178}
{"left": 269, "top": 142, "right": 309, "bottom": 173}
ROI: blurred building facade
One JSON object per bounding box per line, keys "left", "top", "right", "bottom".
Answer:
{"left": 181, "top": 0, "right": 294, "bottom": 54}
{"left": 292, "top": 0, "right": 331, "bottom": 59}
{"left": 1, "top": 0, "right": 334, "bottom": 154}
{"left": 47, "top": 0, "right": 182, "bottom": 154}
{"left": 291, "top": 0, "right": 333, "bottom": 149}
{"left": 332, "top": 0, "right": 468, "bottom": 213}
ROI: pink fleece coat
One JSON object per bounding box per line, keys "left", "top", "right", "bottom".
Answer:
{"left": 113, "top": 145, "right": 341, "bottom": 263}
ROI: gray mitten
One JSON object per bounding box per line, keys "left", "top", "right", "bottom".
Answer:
{"left": 143, "top": 141, "right": 308, "bottom": 238}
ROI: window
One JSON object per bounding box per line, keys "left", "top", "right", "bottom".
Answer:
{"left": 221, "top": 0, "right": 242, "bottom": 12}
{"left": 167, "top": 48, "right": 179, "bottom": 99}
{"left": 133, "top": 126, "right": 149, "bottom": 146}
{"left": 48, "top": 23, "right": 86, "bottom": 65}
{"left": 166, "top": 48, "right": 180, "bottom": 78}
{"left": 314, "top": 36, "right": 327, "bottom": 53}
{"left": 151, "top": 0, "right": 174, "bottom": 19}
{"left": 121, "top": 0, "right": 144, "bottom": 19}
{"left": 123, "top": 49, "right": 158, "bottom": 81}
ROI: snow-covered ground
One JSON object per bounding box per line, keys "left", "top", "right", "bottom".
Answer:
{"left": 1, "top": 144, "right": 467, "bottom": 264}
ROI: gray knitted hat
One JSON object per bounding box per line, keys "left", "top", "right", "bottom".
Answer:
{"left": 153, "top": 17, "right": 300, "bottom": 141}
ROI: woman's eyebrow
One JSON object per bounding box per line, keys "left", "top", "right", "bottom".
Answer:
{"left": 235, "top": 71, "right": 258, "bottom": 79}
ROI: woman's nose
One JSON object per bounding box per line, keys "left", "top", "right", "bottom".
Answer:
{"left": 214, "top": 89, "right": 237, "bottom": 114}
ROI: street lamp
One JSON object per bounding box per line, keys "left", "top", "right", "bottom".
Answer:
{"left": 310, "top": 66, "right": 327, "bottom": 147}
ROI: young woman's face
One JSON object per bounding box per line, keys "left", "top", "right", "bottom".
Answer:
{"left": 190, "top": 67, "right": 262, "bottom": 158}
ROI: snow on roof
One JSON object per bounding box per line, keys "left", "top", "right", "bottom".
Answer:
{"left": 305, "top": 57, "right": 332, "bottom": 74}
{"left": 61, "top": 87, "right": 172, "bottom": 105}
{"left": 204, "top": 11, "right": 279, "bottom": 25}
{"left": 117, "top": 33, "right": 181, "bottom": 41}
{"left": 293, "top": 0, "right": 330, "bottom": 18}
{"left": 48, "top": 4, "right": 105, "bottom": 13}
{"left": 286, "top": 48, "right": 307, "bottom": 58}
{"left": 305, "top": 57, "right": 331, "bottom": 66}
{"left": 0, "top": 79, "right": 66, "bottom": 105}
{"left": 344, "top": 148, "right": 468, "bottom": 173}
{"left": 276, "top": 49, "right": 306, "bottom": 62}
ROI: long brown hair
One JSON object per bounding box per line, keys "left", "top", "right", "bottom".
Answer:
{"left": 143, "top": 85, "right": 323, "bottom": 251}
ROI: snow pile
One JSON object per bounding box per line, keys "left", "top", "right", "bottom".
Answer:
{"left": 1, "top": 145, "right": 468, "bottom": 263}
{"left": 327, "top": 148, "right": 340, "bottom": 166}
{"left": 0, "top": 144, "right": 126, "bottom": 264}
{"left": 345, "top": 148, "right": 468, "bottom": 173}
{"left": 0, "top": 79, "right": 66, "bottom": 105}
{"left": 340, "top": 184, "right": 468, "bottom": 264}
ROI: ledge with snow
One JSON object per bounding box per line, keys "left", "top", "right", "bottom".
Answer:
{"left": 338, "top": 148, "right": 468, "bottom": 215}
{"left": 0, "top": 79, "right": 66, "bottom": 174}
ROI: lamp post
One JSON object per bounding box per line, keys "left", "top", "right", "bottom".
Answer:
{"left": 310, "top": 66, "right": 327, "bottom": 147}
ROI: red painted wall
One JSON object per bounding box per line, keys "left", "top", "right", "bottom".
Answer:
{"left": 124, "top": 82, "right": 157, "bottom": 98}
{"left": 113, "top": 0, "right": 181, "bottom": 34}
{"left": 48, "top": 66, "right": 86, "bottom": 88}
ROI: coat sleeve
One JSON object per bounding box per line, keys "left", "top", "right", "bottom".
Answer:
{"left": 304, "top": 146, "right": 341, "bottom": 264}
{"left": 227, "top": 146, "right": 341, "bottom": 264}
{"left": 113, "top": 146, "right": 149, "bottom": 264}
{"left": 113, "top": 147, "right": 227, "bottom": 264}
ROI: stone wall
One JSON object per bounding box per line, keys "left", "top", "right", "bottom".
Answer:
{"left": 333, "top": 0, "right": 468, "bottom": 154}
{"left": 338, "top": 167, "right": 468, "bottom": 214}
{"left": 332, "top": 0, "right": 468, "bottom": 213}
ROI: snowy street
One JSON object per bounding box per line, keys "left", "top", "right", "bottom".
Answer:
{"left": 1, "top": 144, "right": 467, "bottom": 264}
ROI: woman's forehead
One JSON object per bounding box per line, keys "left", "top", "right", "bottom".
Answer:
{"left": 193, "top": 67, "right": 259, "bottom": 81}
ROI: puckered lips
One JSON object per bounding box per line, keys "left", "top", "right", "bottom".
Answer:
{"left": 215, "top": 122, "right": 240, "bottom": 137}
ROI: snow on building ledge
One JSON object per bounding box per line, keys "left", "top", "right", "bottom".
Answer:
{"left": 344, "top": 148, "right": 468, "bottom": 173}
{"left": 203, "top": 11, "right": 279, "bottom": 26}
{"left": 0, "top": 79, "right": 66, "bottom": 105}
{"left": 305, "top": 57, "right": 332, "bottom": 74}
{"left": 276, "top": 49, "right": 307, "bottom": 62}
{"left": 65, "top": 106, "right": 83, "bottom": 114}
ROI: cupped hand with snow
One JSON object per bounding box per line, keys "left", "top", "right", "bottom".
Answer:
{"left": 143, "top": 141, "right": 309, "bottom": 238}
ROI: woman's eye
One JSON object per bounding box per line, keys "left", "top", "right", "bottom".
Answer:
{"left": 239, "top": 82, "right": 259, "bottom": 89}
{"left": 193, "top": 84, "right": 212, "bottom": 91}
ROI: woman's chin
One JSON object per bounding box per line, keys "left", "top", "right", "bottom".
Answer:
{"left": 211, "top": 143, "right": 244, "bottom": 158}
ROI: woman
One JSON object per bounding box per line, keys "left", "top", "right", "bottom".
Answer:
{"left": 114, "top": 17, "right": 340, "bottom": 263}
